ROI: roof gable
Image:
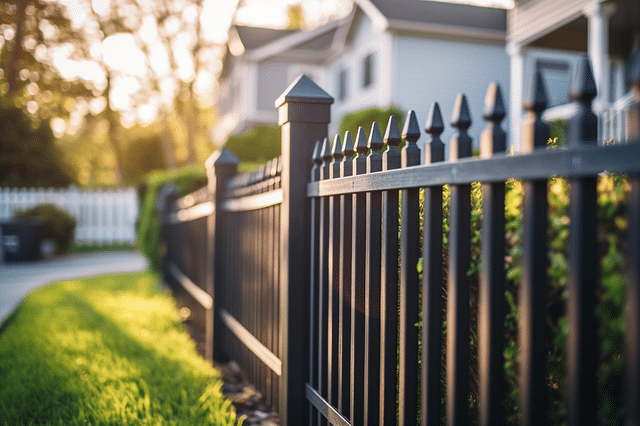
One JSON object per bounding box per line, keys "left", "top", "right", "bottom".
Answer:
{"left": 349, "top": 0, "right": 507, "bottom": 41}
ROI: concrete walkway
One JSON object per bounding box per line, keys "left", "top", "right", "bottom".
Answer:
{"left": 0, "top": 251, "right": 149, "bottom": 326}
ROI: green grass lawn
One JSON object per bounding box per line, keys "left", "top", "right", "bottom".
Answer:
{"left": 0, "top": 272, "right": 238, "bottom": 425}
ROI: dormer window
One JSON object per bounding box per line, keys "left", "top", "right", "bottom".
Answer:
{"left": 362, "top": 53, "right": 374, "bottom": 88}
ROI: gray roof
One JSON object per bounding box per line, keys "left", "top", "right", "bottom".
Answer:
{"left": 370, "top": 0, "right": 507, "bottom": 32}
{"left": 235, "top": 26, "right": 297, "bottom": 50}
{"left": 293, "top": 28, "right": 338, "bottom": 51}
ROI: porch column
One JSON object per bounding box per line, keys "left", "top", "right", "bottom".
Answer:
{"left": 584, "top": 1, "right": 616, "bottom": 113}
{"left": 508, "top": 42, "right": 525, "bottom": 152}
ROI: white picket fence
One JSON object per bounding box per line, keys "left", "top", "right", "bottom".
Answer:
{"left": 0, "top": 187, "right": 139, "bottom": 245}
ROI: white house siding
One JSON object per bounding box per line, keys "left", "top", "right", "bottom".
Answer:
{"left": 328, "top": 14, "right": 388, "bottom": 137}
{"left": 257, "top": 60, "right": 290, "bottom": 122}
{"left": 393, "top": 34, "right": 510, "bottom": 153}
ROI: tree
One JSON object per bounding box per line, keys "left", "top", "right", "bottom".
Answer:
{"left": 0, "top": 0, "right": 93, "bottom": 122}
{"left": 0, "top": 99, "right": 75, "bottom": 187}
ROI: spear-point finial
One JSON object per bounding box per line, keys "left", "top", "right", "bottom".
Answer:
{"left": 401, "top": 110, "right": 420, "bottom": 144}
{"left": 332, "top": 134, "right": 344, "bottom": 161}
{"left": 451, "top": 93, "right": 472, "bottom": 132}
{"left": 521, "top": 71, "right": 549, "bottom": 152}
{"left": 481, "top": 82, "right": 507, "bottom": 157}
{"left": 320, "top": 137, "right": 332, "bottom": 179}
{"left": 341, "top": 131, "right": 355, "bottom": 177}
{"left": 355, "top": 126, "right": 369, "bottom": 155}
{"left": 525, "top": 70, "right": 548, "bottom": 115}
{"left": 570, "top": 56, "right": 597, "bottom": 104}
{"left": 384, "top": 115, "right": 402, "bottom": 147}
{"left": 342, "top": 131, "right": 355, "bottom": 158}
{"left": 354, "top": 126, "right": 369, "bottom": 175}
{"left": 425, "top": 102, "right": 445, "bottom": 138}
{"left": 484, "top": 82, "right": 506, "bottom": 124}
{"left": 312, "top": 140, "right": 323, "bottom": 165}
{"left": 331, "top": 134, "right": 343, "bottom": 178}
{"left": 368, "top": 121, "right": 384, "bottom": 152}
{"left": 383, "top": 117, "right": 402, "bottom": 171}
{"left": 450, "top": 93, "right": 473, "bottom": 161}
{"left": 402, "top": 110, "right": 422, "bottom": 167}
{"left": 425, "top": 102, "right": 445, "bottom": 164}
{"left": 321, "top": 137, "right": 332, "bottom": 162}
{"left": 569, "top": 56, "right": 598, "bottom": 146}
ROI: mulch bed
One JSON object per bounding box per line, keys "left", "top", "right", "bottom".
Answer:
{"left": 184, "top": 321, "right": 280, "bottom": 425}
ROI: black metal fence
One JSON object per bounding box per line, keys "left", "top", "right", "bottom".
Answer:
{"left": 160, "top": 54, "right": 640, "bottom": 426}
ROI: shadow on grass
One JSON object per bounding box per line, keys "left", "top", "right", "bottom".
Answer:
{"left": 0, "top": 277, "right": 235, "bottom": 425}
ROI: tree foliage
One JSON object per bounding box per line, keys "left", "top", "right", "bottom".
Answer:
{"left": 222, "top": 125, "right": 281, "bottom": 164}
{"left": 0, "top": 100, "right": 74, "bottom": 187}
{"left": 0, "top": 0, "right": 93, "bottom": 122}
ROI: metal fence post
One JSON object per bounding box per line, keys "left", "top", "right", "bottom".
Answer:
{"left": 205, "top": 148, "right": 239, "bottom": 362}
{"left": 275, "top": 74, "right": 333, "bottom": 426}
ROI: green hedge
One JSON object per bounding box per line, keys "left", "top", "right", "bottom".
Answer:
{"left": 13, "top": 204, "right": 76, "bottom": 254}
{"left": 222, "top": 125, "right": 280, "bottom": 163}
{"left": 338, "top": 106, "right": 405, "bottom": 141}
{"left": 136, "top": 166, "right": 207, "bottom": 270}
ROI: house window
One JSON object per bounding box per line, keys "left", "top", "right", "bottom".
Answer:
{"left": 338, "top": 69, "right": 348, "bottom": 101}
{"left": 536, "top": 59, "right": 570, "bottom": 107}
{"left": 362, "top": 53, "right": 374, "bottom": 88}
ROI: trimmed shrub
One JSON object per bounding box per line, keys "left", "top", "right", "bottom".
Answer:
{"left": 223, "top": 125, "right": 281, "bottom": 163}
{"left": 136, "top": 166, "right": 207, "bottom": 270}
{"left": 338, "top": 105, "right": 404, "bottom": 140}
{"left": 13, "top": 204, "right": 76, "bottom": 254}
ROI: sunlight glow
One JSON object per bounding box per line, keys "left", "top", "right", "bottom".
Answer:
{"left": 91, "top": 0, "right": 110, "bottom": 16}
{"left": 102, "top": 34, "right": 146, "bottom": 77}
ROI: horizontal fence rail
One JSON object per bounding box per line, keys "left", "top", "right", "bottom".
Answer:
{"left": 0, "top": 187, "right": 138, "bottom": 244}
{"left": 159, "top": 52, "right": 640, "bottom": 426}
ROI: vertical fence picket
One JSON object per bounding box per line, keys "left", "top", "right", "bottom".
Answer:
{"left": 478, "top": 82, "right": 507, "bottom": 426}
{"left": 399, "top": 112, "right": 421, "bottom": 426}
{"left": 319, "top": 137, "right": 332, "bottom": 426}
{"left": 519, "top": 70, "right": 550, "bottom": 426}
{"left": 310, "top": 141, "right": 322, "bottom": 425}
{"left": 328, "top": 135, "right": 343, "bottom": 412}
{"left": 364, "top": 122, "right": 383, "bottom": 426}
{"left": 566, "top": 57, "right": 599, "bottom": 426}
{"left": 351, "top": 126, "right": 368, "bottom": 426}
{"left": 338, "top": 132, "right": 354, "bottom": 418}
{"left": 421, "top": 102, "right": 445, "bottom": 426}
{"left": 446, "top": 93, "right": 473, "bottom": 426}
{"left": 380, "top": 115, "right": 402, "bottom": 426}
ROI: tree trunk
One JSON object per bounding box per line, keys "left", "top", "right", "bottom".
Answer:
{"left": 6, "top": 0, "right": 27, "bottom": 98}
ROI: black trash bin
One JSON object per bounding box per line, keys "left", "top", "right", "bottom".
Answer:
{"left": 1, "top": 218, "right": 45, "bottom": 262}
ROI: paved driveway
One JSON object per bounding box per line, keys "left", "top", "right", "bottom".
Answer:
{"left": 0, "top": 251, "right": 149, "bottom": 325}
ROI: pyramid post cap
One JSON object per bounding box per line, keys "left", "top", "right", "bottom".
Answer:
{"left": 275, "top": 74, "right": 334, "bottom": 107}
{"left": 205, "top": 147, "right": 240, "bottom": 170}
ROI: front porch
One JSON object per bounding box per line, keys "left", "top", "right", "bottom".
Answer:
{"left": 507, "top": 0, "right": 640, "bottom": 149}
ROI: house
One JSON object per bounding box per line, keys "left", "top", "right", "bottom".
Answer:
{"left": 215, "top": 0, "right": 512, "bottom": 153}
{"left": 214, "top": 21, "right": 344, "bottom": 146}
{"left": 507, "top": 0, "right": 640, "bottom": 150}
